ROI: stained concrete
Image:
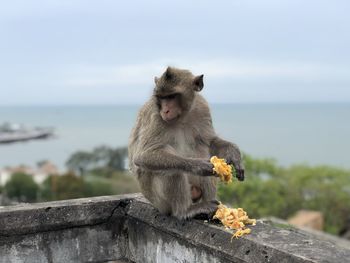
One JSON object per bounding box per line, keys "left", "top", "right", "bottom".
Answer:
{"left": 0, "top": 193, "right": 349, "bottom": 263}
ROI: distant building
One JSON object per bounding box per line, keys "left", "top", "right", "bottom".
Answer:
{"left": 0, "top": 169, "right": 11, "bottom": 186}
{"left": 35, "top": 161, "right": 59, "bottom": 184}
{"left": 0, "top": 161, "right": 60, "bottom": 186}
{"left": 5, "top": 165, "right": 35, "bottom": 175}
{"left": 38, "top": 161, "right": 58, "bottom": 174}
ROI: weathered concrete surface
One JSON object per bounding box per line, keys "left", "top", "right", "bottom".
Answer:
{"left": 0, "top": 193, "right": 140, "bottom": 236}
{"left": 0, "top": 193, "right": 350, "bottom": 263}
{"left": 0, "top": 194, "right": 139, "bottom": 263}
{"left": 263, "top": 216, "right": 350, "bottom": 251}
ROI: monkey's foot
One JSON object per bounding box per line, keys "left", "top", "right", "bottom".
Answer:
{"left": 192, "top": 200, "right": 219, "bottom": 220}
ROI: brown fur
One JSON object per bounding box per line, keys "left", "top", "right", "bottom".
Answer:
{"left": 128, "top": 67, "right": 244, "bottom": 219}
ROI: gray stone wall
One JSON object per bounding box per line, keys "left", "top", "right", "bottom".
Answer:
{"left": 0, "top": 193, "right": 349, "bottom": 263}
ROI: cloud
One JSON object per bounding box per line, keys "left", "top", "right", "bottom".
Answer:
{"left": 63, "top": 58, "right": 350, "bottom": 89}
{"left": 2, "top": 57, "right": 349, "bottom": 105}
{"left": 65, "top": 63, "right": 163, "bottom": 87}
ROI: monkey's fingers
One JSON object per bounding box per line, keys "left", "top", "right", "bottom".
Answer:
{"left": 197, "top": 159, "right": 217, "bottom": 177}
{"left": 211, "top": 199, "right": 221, "bottom": 205}
{"left": 226, "top": 159, "right": 244, "bottom": 181}
{"left": 235, "top": 168, "right": 245, "bottom": 181}
{"left": 229, "top": 161, "right": 244, "bottom": 181}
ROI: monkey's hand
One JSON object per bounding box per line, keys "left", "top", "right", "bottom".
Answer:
{"left": 227, "top": 158, "right": 245, "bottom": 181}
{"left": 234, "top": 163, "right": 245, "bottom": 181}
{"left": 210, "top": 138, "right": 245, "bottom": 181}
{"left": 222, "top": 145, "right": 245, "bottom": 181}
{"left": 191, "top": 159, "right": 216, "bottom": 177}
{"left": 219, "top": 148, "right": 245, "bottom": 181}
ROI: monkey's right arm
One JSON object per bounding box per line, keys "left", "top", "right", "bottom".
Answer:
{"left": 133, "top": 149, "right": 214, "bottom": 177}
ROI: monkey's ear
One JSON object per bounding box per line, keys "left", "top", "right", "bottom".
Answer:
{"left": 154, "top": 77, "right": 159, "bottom": 84}
{"left": 193, "top": 74, "right": 204, "bottom": 91}
{"left": 165, "top": 66, "right": 173, "bottom": 80}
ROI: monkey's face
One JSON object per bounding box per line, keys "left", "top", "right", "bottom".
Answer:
{"left": 157, "top": 93, "right": 182, "bottom": 123}
{"left": 154, "top": 67, "right": 204, "bottom": 123}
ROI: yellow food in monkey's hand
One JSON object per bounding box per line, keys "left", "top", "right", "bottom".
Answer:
{"left": 210, "top": 156, "right": 233, "bottom": 183}
{"left": 213, "top": 203, "right": 256, "bottom": 240}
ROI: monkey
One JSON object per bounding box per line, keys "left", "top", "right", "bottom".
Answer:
{"left": 128, "top": 66, "right": 244, "bottom": 220}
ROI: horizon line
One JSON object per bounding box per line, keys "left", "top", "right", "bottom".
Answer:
{"left": 0, "top": 101, "right": 350, "bottom": 107}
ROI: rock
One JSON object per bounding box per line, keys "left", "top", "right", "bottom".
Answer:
{"left": 288, "top": 210, "right": 324, "bottom": 231}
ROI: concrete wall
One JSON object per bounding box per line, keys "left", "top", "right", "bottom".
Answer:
{"left": 0, "top": 193, "right": 349, "bottom": 263}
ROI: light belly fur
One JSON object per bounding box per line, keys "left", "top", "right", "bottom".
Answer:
{"left": 170, "top": 127, "right": 210, "bottom": 187}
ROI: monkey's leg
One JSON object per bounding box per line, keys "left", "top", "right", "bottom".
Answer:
{"left": 166, "top": 174, "right": 192, "bottom": 219}
{"left": 189, "top": 177, "right": 219, "bottom": 221}
{"left": 199, "top": 177, "right": 217, "bottom": 202}
{"left": 184, "top": 200, "right": 220, "bottom": 219}
{"left": 168, "top": 175, "right": 218, "bottom": 219}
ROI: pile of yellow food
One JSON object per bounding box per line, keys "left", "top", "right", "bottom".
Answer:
{"left": 213, "top": 203, "right": 256, "bottom": 240}
{"left": 210, "top": 156, "right": 233, "bottom": 183}
{"left": 210, "top": 156, "right": 255, "bottom": 239}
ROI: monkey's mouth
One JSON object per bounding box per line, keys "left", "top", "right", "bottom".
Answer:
{"left": 162, "top": 115, "right": 180, "bottom": 124}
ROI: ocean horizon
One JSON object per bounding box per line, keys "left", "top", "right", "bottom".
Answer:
{"left": 0, "top": 103, "right": 349, "bottom": 171}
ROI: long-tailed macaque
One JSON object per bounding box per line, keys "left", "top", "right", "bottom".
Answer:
{"left": 128, "top": 67, "right": 244, "bottom": 219}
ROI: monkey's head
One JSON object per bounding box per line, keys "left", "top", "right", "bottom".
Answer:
{"left": 154, "top": 66, "right": 204, "bottom": 123}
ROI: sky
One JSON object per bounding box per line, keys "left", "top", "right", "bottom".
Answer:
{"left": 0, "top": 0, "right": 349, "bottom": 105}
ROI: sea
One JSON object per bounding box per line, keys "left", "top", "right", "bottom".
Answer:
{"left": 0, "top": 103, "right": 349, "bottom": 171}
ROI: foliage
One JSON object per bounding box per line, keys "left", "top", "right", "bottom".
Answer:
{"left": 5, "top": 145, "right": 349, "bottom": 236}
{"left": 93, "top": 146, "right": 127, "bottom": 172}
{"left": 65, "top": 151, "right": 94, "bottom": 176}
{"left": 218, "top": 154, "right": 350, "bottom": 235}
{"left": 40, "top": 172, "right": 116, "bottom": 201}
{"left": 83, "top": 180, "right": 114, "bottom": 197}
{"left": 65, "top": 146, "right": 127, "bottom": 176}
{"left": 40, "top": 172, "right": 84, "bottom": 201}
{"left": 4, "top": 173, "right": 39, "bottom": 202}
{"left": 107, "top": 171, "right": 140, "bottom": 194}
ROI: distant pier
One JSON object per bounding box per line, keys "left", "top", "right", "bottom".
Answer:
{"left": 0, "top": 123, "right": 54, "bottom": 144}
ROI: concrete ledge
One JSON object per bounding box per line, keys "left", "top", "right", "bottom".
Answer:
{"left": 0, "top": 193, "right": 349, "bottom": 263}
{"left": 0, "top": 194, "right": 141, "bottom": 236}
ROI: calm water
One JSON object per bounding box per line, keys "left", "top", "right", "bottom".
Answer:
{"left": 0, "top": 104, "right": 349, "bottom": 170}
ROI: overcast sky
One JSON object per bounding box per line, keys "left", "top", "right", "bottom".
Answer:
{"left": 1, "top": 0, "right": 349, "bottom": 105}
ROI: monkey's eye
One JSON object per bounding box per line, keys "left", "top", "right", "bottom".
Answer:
{"left": 160, "top": 93, "right": 178, "bottom": 100}
{"left": 166, "top": 94, "right": 177, "bottom": 99}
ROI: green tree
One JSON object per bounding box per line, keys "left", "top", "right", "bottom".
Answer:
{"left": 83, "top": 180, "right": 113, "bottom": 197}
{"left": 40, "top": 173, "right": 85, "bottom": 201}
{"left": 4, "top": 173, "right": 39, "bottom": 202}
{"left": 66, "top": 146, "right": 128, "bottom": 177}
{"left": 282, "top": 165, "right": 350, "bottom": 234}
{"left": 66, "top": 151, "right": 94, "bottom": 176}
{"left": 218, "top": 154, "right": 350, "bottom": 235}
{"left": 40, "top": 172, "right": 115, "bottom": 201}
{"left": 106, "top": 147, "right": 127, "bottom": 171}
{"left": 90, "top": 145, "right": 127, "bottom": 172}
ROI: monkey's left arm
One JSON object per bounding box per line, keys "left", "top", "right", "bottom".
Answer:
{"left": 209, "top": 137, "right": 245, "bottom": 181}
